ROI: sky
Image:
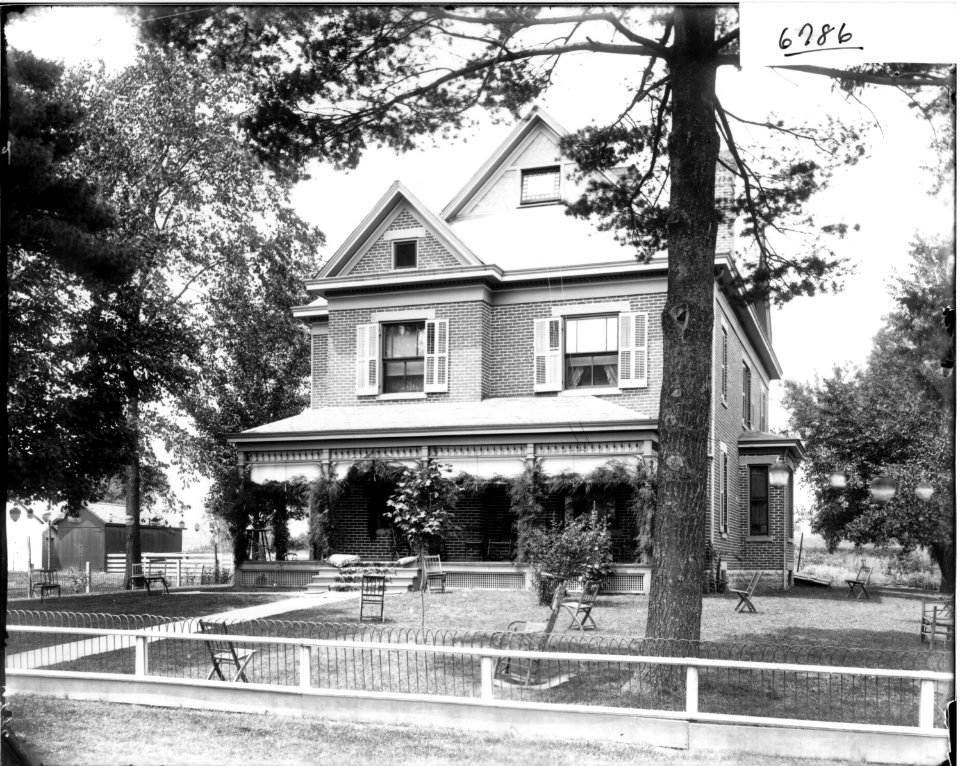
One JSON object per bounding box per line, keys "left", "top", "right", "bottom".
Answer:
{"left": 7, "top": 6, "right": 955, "bottom": 532}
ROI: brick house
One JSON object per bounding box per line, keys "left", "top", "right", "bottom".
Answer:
{"left": 227, "top": 107, "right": 803, "bottom": 589}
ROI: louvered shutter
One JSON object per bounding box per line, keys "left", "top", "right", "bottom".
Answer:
{"left": 533, "top": 317, "right": 562, "bottom": 392}
{"left": 424, "top": 319, "right": 449, "bottom": 392}
{"left": 355, "top": 323, "right": 380, "bottom": 395}
{"left": 618, "top": 312, "right": 648, "bottom": 388}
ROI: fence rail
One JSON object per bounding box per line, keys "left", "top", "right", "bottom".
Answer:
{"left": 5, "top": 612, "right": 953, "bottom": 731}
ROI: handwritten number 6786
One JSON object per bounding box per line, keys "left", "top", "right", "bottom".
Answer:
{"left": 779, "top": 23, "right": 853, "bottom": 50}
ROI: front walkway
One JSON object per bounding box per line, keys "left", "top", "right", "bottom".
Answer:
{"left": 9, "top": 590, "right": 360, "bottom": 670}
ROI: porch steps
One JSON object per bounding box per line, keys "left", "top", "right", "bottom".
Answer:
{"left": 304, "top": 563, "right": 419, "bottom": 595}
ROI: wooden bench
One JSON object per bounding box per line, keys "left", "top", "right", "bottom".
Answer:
{"left": 921, "top": 597, "right": 954, "bottom": 645}
{"left": 30, "top": 570, "right": 61, "bottom": 602}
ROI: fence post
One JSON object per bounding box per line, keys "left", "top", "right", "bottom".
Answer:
{"left": 135, "top": 636, "right": 148, "bottom": 676}
{"left": 480, "top": 656, "right": 494, "bottom": 700}
{"left": 919, "top": 679, "right": 935, "bottom": 728}
{"left": 85, "top": 561, "right": 91, "bottom": 594}
{"left": 177, "top": 559, "right": 182, "bottom": 588}
{"left": 685, "top": 666, "right": 699, "bottom": 714}
{"left": 299, "top": 645, "right": 311, "bottom": 688}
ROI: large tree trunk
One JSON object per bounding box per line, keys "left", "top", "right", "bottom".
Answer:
{"left": 123, "top": 391, "right": 143, "bottom": 589}
{"left": 645, "top": 6, "right": 720, "bottom": 646}
{"left": 931, "top": 541, "right": 955, "bottom": 594}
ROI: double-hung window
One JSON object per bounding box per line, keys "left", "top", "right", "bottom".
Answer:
{"left": 356, "top": 319, "right": 448, "bottom": 396}
{"left": 749, "top": 465, "right": 769, "bottom": 536}
{"left": 565, "top": 315, "right": 619, "bottom": 389}
{"left": 382, "top": 322, "right": 425, "bottom": 393}
{"left": 534, "top": 312, "right": 647, "bottom": 392}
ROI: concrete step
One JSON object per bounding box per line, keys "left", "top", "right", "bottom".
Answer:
{"left": 305, "top": 565, "right": 419, "bottom": 594}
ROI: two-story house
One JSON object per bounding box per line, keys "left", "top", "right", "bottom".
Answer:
{"left": 227, "top": 107, "right": 803, "bottom": 590}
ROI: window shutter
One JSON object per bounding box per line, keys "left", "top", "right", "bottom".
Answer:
{"left": 618, "top": 312, "right": 648, "bottom": 388}
{"left": 424, "top": 319, "right": 449, "bottom": 392}
{"left": 356, "top": 323, "right": 380, "bottom": 395}
{"left": 533, "top": 317, "right": 562, "bottom": 392}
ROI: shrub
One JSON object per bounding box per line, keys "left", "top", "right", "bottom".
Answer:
{"left": 526, "top": 511, "right": 614, "bottom": 605}
{"left": 65, "top": 568, "right": 89, "bottom": 594}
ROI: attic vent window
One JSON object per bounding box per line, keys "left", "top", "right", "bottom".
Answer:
{"left": 393, "top": 240, "right": 418, "bottom": 270}
{"left": 520, "top": 166, "right": 561, "bottom": 205}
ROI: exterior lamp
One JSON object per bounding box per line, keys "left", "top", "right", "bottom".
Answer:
{"left": 9, "top": 507, "right": 21, "bottom": 522}
{"left": 829, "top": 471, "right": 847, "bottom": 490}
{"left": 41, "top": 512, "right": 51, "bottom": 523}
{"left": 194, "top": 523, "right": 200, "bottom": 532}
{"left": 26, "top": 507, "right": 34, "bottom": 519}
{"left": 769, "top": 459, "right": 790, "bottom": 488}
{"left": 178, "top": 520, "right": 186, "bottom": 529}
{"left": 869, "top": 476, "right": 897, "bottom": 504}
{"left": 915, "top": 480, "right": 935, "bottom": 503}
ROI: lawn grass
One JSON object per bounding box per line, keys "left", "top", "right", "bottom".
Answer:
{"left": 279, "top": 583, "right": 941, "bottom": 655}
{"left": 6, "top": 696, "right": 861, "bottom": 766}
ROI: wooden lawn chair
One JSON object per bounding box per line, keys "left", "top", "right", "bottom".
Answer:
{"left": 845, "top": 565, "right": 873, "bottom": 599}
{"left": 143, "top": 560, "right": 170, "bottom": 595}
{"left": 30, "top": 570, "right": 61, "bottom": 602}
{"left": 199, "top": 620, "right": 257, "bottom": 682}
{"left": 731, "top": 571, "right": 762, "bottom": 613}
{"left": 359, "top": 574, "right": 386, "bottom": 622}
{"left": 921, "top": 597, "right": 954, "bottom": 645}
{"left": 559, "top": 579, "right": 602, "bottom": 631}
{"left": 494, "top": 585, "right": 573, "bottom": 689}
{"left": 422, "top": 554, "right": 446, "bottom": 593}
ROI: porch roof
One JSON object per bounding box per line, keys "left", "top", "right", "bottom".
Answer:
{"left": 229, "top": 396, "right": 653, "bottom": 443}
{"left": 738, "top": 430, "right": 807, "bottom": 462}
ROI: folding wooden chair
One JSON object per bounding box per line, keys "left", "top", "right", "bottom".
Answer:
{"left": 559, "top": 579, "right": 602, "bottom": 631}
{"left": 30, "top": 570, "right": 61, "bottom": 602}
{"left": 921, "top": 597, "right": 954, "bottom": 645}
{"left": 731, "top": 571, "right": 762, "bottom": 613}
{"left": 199, "top": 620, "right": 257, "bottom": 683}
{"left": 494, "top": 585, "right": 572, "bottom": 688}
{"left": 845, "top": 565, "right": 873, "bottom": 599}
{"left": 422, "top": 554, "right": 446, "bottom": 593}
{"left": 359, "top": 574, "right": 387, "bottom": 622}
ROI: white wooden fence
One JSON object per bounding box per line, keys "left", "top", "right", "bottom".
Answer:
{"left": 106, "top": 553, "right": 222, "bottom": 586}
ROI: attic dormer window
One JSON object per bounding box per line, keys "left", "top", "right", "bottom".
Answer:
{"left": 520, "top": 166, "right": 561, "bottom": 205}
{"left": 393, "top": 240, "right": 418, "bottom": 269}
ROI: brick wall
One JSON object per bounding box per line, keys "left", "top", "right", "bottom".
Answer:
{"left": 310, "top": 326, "right": 328, "bottom": 408}
{"left": 345, "top": 208, "right": 461, "bottom": 276}
{"left": 738, "top": 464, "right": 790, "bottom": 574}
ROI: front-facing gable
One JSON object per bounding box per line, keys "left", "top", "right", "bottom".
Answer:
{"left": 316, "top": 181, "right": 483, "bottom": 280}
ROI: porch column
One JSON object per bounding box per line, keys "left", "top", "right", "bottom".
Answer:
{"left": 237, "top": 450, "right": 247, "bottom": 479}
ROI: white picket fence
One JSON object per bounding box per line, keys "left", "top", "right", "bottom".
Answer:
{"left": 106, "top": 553, "right": 223, "bottom": 586}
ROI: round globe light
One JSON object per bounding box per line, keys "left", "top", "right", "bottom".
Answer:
{"left": 9, "top": 507, "right": 21, "bottom": 522}
{"left": 914, "top": 480, "right": 935, "bottom": 503}
{"left": 869, "top": 476, "right": 896, "bottom": 504}
{"left": 769, "top": 459, "right": 790, "bottom": 488}
{"left": 829, "top": 471, "right": 847, "bottom": 489}
{"left": 178, "top": 520, "right": 186, "bottom": 529}
{"left": 194, "top": 523, "right": 201, "bottom": 532}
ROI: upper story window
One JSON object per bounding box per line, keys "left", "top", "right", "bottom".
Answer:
{"left": 534, "top": 312, "right": 647, "bottom": 393}
{"left": 565, "top": 315, "right": 619, "bottom": 388}
{"left": 356, "top": 319, "right": 448, "bottom": 396}
{"left": 520, "top": 166, "right": 561, "bottom": 205}
{"left": 720, "top": 325, "right": 729, "bottom": 402}
{"left": 742, "top": 362, "right": 752, "bottom": 428}
{"left": 393, "top": 240, "right": 418, "bottom": 270}
{"left": 382, "top": 322, "right": 425, "bottom": 393}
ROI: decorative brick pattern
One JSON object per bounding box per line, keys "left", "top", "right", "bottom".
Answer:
{"left": 345, "top": 207, "right": 461, "bottom": 277}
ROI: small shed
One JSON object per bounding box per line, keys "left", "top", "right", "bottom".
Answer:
{"left": 52, "top": 503, "right": 183, "bottom": 571}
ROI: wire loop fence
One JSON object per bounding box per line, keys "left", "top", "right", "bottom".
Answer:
{"left": 7, "top": 610, "right": 953, "bottom": 728}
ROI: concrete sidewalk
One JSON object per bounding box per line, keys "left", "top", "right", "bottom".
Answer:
{"left": 8, "top": 590, "right": 360, "bottom": 670}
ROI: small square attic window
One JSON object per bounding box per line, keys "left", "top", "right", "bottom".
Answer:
{"left": 393, "top": 240, "right": 417, "bottom": 269}
{"left": 520, "top": 166, "right": 561, "bottom": 205}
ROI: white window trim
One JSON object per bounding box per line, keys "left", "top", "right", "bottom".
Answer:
{"left": 552, "top": 302, "right": 631, "bottom": 317}
{"left": 383, "top": 227, "right": 426, "bottom": 241}
{"left": 371, "top": 309, "right": 436, "bottom": 322}
{"left": 559, "top": 387, "right": 619, "bottom": 397}
{"left": 377, "top": 392, "right": 427, "bottom": 401}
{"left": 518, "top": 164, "right": 563, "bottom": 207}
{"left": 392, "top": 239, "right": 418, "bottom": 270}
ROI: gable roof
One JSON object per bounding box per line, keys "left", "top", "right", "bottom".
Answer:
{"left": 316, "top": 181, "right": 483, "bottom": 279}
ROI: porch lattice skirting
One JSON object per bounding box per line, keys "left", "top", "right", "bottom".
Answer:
{"left": 237, "top": 562, "right": 650, "bottom": 594}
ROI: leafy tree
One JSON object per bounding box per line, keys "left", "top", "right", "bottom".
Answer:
{"left": 6, "top": 49, "right": 135, "bottom": 511}
{"left": 58, "top": 48, "right": 321, "bottom": 584}
{"left": 138, "top": 6, "right": 952, "bottom": 643}
{"left": 783, "top": 238, "right": 954, "bottom": 591}
{"left": 385, "top": 461, "right": 458, "bottom": 626}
